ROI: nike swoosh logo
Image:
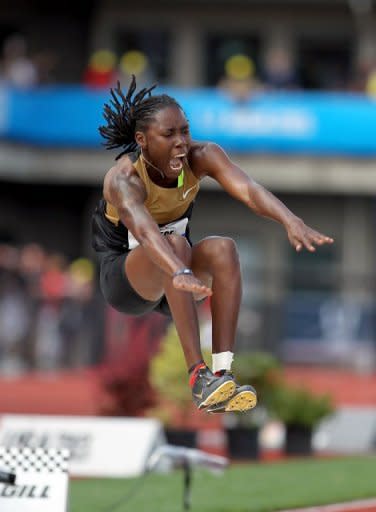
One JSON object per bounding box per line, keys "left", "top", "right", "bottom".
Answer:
{"left": 182, "top": 184, "right": 198, "bottom": 200}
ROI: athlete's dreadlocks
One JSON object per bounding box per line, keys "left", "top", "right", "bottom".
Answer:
{"left": 99, "top": 75, "right": 182, "bottom": 160}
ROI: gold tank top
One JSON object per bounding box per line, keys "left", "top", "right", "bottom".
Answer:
{"left": 105, "top": 153, "right": 200, "bottom": 226}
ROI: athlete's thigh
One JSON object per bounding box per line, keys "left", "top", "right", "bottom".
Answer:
{"left": 190, "top": 237, "right": 219, "bottom": 297}
{"left": 125, "top": 245, "right": 165, "bottom": 301}
{"left": 126, "top": 234, "right": 192, "bottom": 301}
{"left": 191, "top": 236, "right": 224, "bottom": 276}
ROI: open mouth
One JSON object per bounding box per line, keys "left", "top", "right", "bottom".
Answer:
{"left": 169, "top": 153, "right": 186, "bottom": 172}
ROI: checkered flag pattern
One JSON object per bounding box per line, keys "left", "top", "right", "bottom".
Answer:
{"left": 0, "top": 447, "right": 69, "bottom": 473}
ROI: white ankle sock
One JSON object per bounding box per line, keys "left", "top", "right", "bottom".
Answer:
{"left": 212, "top": 351, "right": 234, "bottom": 373}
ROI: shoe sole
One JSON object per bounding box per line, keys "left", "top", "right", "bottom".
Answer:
{"left": 198, "top": 380, "right": 236, "bottom": 409}
{"left": 225, "top": 389, "right": 257, "bottom": 412}
{"left": 207, "top": 390, "right": 258, "bottom": 413}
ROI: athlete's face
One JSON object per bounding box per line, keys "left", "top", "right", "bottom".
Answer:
{"left": 136, "top": 105, "right": 192, "bottom": 181}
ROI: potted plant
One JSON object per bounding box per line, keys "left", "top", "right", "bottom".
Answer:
{"left": 232, "top": 351, "right": 281, "bottom": 400}
{"left": 268, "top": 384, "right": 335, "bottom": 455}
{"left": 222, "top": 404, "right": 267, "bottom": 460}
{"left": 223, "top": 351, "right": 281, "bottom": 460}
{"left": 149, "top": 322, "right": 211, "bottom": 448}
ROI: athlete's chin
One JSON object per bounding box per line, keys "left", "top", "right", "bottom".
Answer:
{"left": 165, "top": 167, "right": 183, "bottom": 180}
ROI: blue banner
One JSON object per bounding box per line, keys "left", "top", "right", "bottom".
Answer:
{"left": 1, "top": 85, "right": 376, "bottom": 156}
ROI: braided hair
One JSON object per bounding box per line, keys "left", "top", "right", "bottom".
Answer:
{"left": 99, "top": 75, "right": 182, "bottom": 160}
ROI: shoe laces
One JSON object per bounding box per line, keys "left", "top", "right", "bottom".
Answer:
{"left": 197, "top": 366, "right": 217, "bottom": 385}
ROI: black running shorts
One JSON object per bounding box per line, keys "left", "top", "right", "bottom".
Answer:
{"left": 98, "top": 250, "right": 171, "bottom": 317}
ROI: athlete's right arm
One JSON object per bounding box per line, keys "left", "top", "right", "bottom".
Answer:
{"left": 103, "top": 159, "right": 212, "bottom": 295}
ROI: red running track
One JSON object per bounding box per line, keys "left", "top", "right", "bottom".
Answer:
{"left": 281, "top": 498, "right": 376, "bottom": 512}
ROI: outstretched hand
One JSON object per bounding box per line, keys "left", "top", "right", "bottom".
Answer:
{"left": 286, "top": 217, "right": 334, "bottom": 252}
{"left": 172, "top": 273, "right": 212, "bottom": 296}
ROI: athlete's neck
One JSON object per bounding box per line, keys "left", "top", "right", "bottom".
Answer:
{"left": 141, "top": 151, "right": 165, "bottom": 178}
{"left": 141, "top": 151, "right": 177, "bottom": 188}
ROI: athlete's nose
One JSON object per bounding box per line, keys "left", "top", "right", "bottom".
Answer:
{"left": 175, "top": 133, "right": 187, "bottom": 149}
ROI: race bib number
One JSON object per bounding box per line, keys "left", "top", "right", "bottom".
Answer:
{"left": 128, "top": 218, "right": 188, "bottom": 249}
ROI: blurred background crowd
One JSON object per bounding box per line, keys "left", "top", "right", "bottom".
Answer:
{"left": 1, "top": 0, "right": 376, "bottom": 95}
{"left": 0, "top": 242, "right": 103, "bottom": 375}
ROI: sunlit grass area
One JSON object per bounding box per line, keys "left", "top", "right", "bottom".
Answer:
{"left": 70, "top": 455, "right": 376, "bottom": 512}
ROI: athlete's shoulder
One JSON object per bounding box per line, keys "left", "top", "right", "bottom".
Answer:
{"left": 103, "top": 153, "right": 145, "bottom": 203}
{"left": 105, "top": 153, "right": 140, "bottom": 182}
{"left": 189, "top": 141, "right": 224, "bottom": 159}
{"left": 188, "top": 141, "right": 224, "bottom": 177}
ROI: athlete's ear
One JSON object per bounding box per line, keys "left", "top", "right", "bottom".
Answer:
{"left": 135, "top": 131, "right": 146, "bottom": 149}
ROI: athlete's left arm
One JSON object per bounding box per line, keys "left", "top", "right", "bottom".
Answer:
{"left": 201, "top": 143, "right": 334, "bottom": 252}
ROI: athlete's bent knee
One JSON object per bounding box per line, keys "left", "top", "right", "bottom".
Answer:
{"left": 216, "top": 236, "right": 237, "bottom": 252}
{"left": 206, "top": 237, "right": 239, "bottom": 268}
{"left": 201, "top": 236, "right": 238, "bottom": 258}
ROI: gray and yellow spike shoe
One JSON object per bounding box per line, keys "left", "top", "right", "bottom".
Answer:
{"left": 191, "top": 366, "right": 236, "bottom": 409}
{"left": 206, "top": 372, "right": 257, "bottom": 413}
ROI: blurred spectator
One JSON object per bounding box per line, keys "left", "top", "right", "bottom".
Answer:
{"left": 39, "top": 252, "right": 67, "bottom": 303}
{"left": 0, "top": 244, "right": 20, "bottom": 273}
{"left": 33, "top": 49, "right": 58, "bottom": 85}
{"left": 262, "top": 47, "right": 300, "bottom": 90}
{"left": 83, "top": 49, "right": 118, "bottom": 89}
{"left": 217, "top": 53, "right": 263, "bottom": 103}
{"left": 34, "top": 252, "right": 67, "bottom": 370}
{"left": 0, "top": 247, "right": 30, "bottom": 375}
{"left": 117, "top": 49, "right": 156, "bottom": 89}
{"left": 18, "top": 243, "right": 46, "bottom": 367}
{"left": 347, "top": 58, "right": 372, "bottom": 93}
{"left": 0, "top": 34, "right": 38, "bottom": 89}
{"left": 59, "top": 258, "right": 96, "bottom": 368}
{"left": 19, "top": 243, "right": 46, "bottom": 296}
{"left": 348, "top": 58, "right": 376, "bottom": 98}
{"left": 365, "top": 64, "right": 376, "bottom": 98}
